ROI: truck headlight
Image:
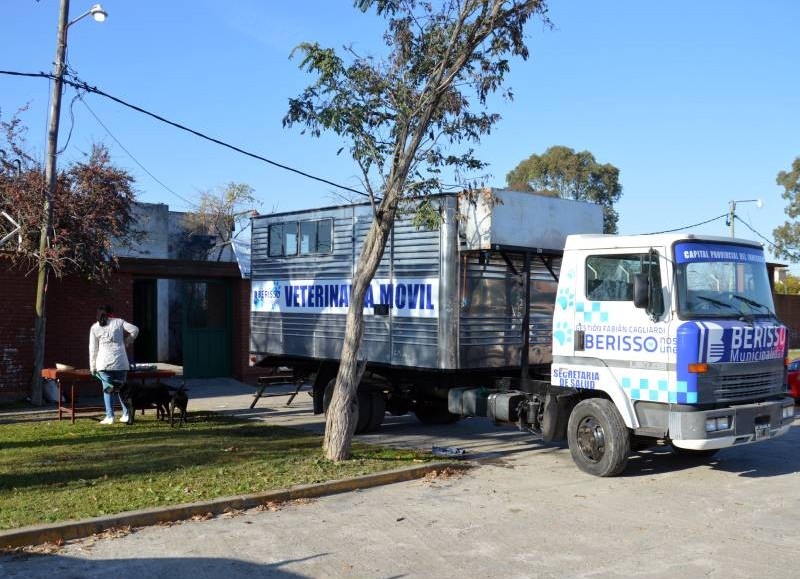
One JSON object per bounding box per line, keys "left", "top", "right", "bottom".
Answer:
{"left": 782, "top": 405, "right": 795, "bottom": 420}
{"left": 706, "top": 416, "right": 732, "bottom": 432}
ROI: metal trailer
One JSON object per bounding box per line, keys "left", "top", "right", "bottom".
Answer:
{"left": 249, "top": 190, "right": 603, "bottom": 431}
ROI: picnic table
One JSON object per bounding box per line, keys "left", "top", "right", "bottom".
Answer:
{"left": 41, "top": 367, "right": 176, "bottom": 423}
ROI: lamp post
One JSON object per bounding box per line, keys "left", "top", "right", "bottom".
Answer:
{"left": 727, "top": 198, "right": 762, "bottom": 238}
{"left": 31, "top": 0, "right": 107, "bottom": 405}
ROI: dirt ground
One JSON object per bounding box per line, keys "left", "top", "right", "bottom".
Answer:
{"left": 2, "top": 382, "right": 799, "bottom": 578}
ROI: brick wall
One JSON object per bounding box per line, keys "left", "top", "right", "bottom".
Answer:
{"left": 232, "top": 277, "right": 260, "bottom": 384}
{"left": 0, "top": 267, "right": 36, "bottom": 398}
{"left": 0, "top": 263, "right": 134, "bottom": 401}
{"left": 774, "top": 294, "right": 800, "bottom": 349}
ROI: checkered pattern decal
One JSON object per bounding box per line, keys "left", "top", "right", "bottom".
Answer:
{"left": 576, "top": 302, "right": 608, "bottom": 323}
{"left": 621, "top": 376, "right": 697, "bottom": 404}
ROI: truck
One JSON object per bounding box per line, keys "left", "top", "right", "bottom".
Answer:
{"left": 249, "top": 189, "right": 795, "bottom": 476}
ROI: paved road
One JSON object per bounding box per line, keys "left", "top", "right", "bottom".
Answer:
{"left": 3, "top": 381, "right": 800, "bottom": 578}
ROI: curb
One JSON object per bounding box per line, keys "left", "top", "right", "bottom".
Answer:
{"left": 0, "top": 461, "right": 468, "bottom": 550}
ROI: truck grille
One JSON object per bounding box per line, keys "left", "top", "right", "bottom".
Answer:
{"left": 697, "top": 363, "right": 785, "bottom": 403}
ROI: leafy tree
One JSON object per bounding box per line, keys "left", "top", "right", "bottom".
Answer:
{"left": 183, "top": 182, "right": 260, "bottom": 261}
{"left": 773, "top": 156, "right": 800, "bottom": 261}
{"left": 506, "top": 145, "right": 622, "bottom": 233}
{"left": 775, "top": 272, "right": 800, "bottom": 295}
{"left": 284, "top": 0, "right": 550, "bottom": 460}
{"left": 0, "top": 109, "right": 138, "bottom": 403}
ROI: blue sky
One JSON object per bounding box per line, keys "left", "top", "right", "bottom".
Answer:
{"left": 2, "top": 1, "right": 799, "bottom": 265}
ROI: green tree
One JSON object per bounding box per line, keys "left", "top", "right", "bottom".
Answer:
{"left": 775, "top": 272, "right": 800, "bottom": 295}
{"left": 506, "top": 145, "right": 622, "bottom": 233}
{"left": 773, "top": 157, "right": 800, "bottom": 261}
{"left": 0, "top": 109, "right": 138, "bottom": 403}
{"left": 183, "top": 182, "right": 260, "bottom": 261}
{"left": 284, "top": 0, "right": 550, "bottom": 460}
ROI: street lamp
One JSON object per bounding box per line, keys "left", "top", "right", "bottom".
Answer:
{"left": 31, "top": 0, "right": 107, "bottom": 405}
{"left": 727, "top": 198, "right": 762, "bottom": 238}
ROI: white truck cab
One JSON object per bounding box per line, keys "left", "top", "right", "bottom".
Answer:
{"left": 552, "top": 233, "right": 794, "bottom": 475}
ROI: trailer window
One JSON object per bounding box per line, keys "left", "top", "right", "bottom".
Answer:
{"left": 269, "top": 219, "right": 332, "bottom": 257}
{"left": 586, "top": 254, "right": 661, "bottom": 303}
{"left": 300, "top": 219, "right": 333, "bottom": 255}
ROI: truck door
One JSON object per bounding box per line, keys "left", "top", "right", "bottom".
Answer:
{"left": 570, "top": 249, "right": 669, "bottom": 415}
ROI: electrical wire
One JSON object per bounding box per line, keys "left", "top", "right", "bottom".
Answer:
{"left": 77, "top": 94, "right": 198, "bottom": 209}
{"left": 1, "top": 70, "right": 369, "bottom": 198}
{"left": 0, "top": 70, "right": 369, "bottom": 198}
{"left": 636, "top": 213, "right": 727, "bottom": 235}
{"left": 733, "top": 215, "right": 800, "bottom": 262}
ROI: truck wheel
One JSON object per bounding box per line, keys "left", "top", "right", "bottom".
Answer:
{"left": 567, "top": 398, "right": 630, "bottom": 477}
{"left": 669, "top": 443, "right": 719, "bottom": 459}
{"left": 414, "top": 398, "right": 461, "bottom": 425}
{"left": 365, "top": 391, "right": 386, "bottom": 432}
{"left": 323, "top": 379, "right": 381, "bottom": 434}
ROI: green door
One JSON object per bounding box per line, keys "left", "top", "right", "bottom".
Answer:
{"left": 182, "top": 280, "right": 231, "bottom": 378}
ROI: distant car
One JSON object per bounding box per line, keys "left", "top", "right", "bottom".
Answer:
{"left": 787, "top": 359, "right": 800, "bottom": 400}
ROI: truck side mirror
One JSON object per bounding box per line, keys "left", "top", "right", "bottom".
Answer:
{"left": 633, "top": 273, "right": 649, "bottom": 309}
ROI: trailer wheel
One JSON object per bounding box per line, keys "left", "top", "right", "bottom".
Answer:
{"left": 669, "top": 443, "right": 719, "bottom": 459}
{"left": 366, "top": 391, "right": 386, "bottom": 432}
{"left": 567, "top": 398, "right": 630, "bottom": 477}
{"left": 414, "top": 398, "right": 461, "bottom": 425}
{"left": 323, "top": 379, "right": 383, "bottom": 434}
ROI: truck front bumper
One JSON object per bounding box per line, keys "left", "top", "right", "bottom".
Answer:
{"left": 670, "top": 397, "right": 795, "bottom": 450}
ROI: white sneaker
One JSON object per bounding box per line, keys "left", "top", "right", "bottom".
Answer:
{"left": 120, "top": 414, "right": 130, "bottom": 423}
{"left": 99, "top": 416, "right": 114, "bottom": 425}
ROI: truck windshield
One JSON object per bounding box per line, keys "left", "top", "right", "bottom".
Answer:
{"left": 674, "top": 241, "right": 776, "bottom": 319}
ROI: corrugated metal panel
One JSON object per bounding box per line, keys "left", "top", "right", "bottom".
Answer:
{"left": 458, "top": 252, "right": 559, "bottom": 368}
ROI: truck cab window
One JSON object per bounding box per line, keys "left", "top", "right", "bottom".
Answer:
{"left": 586, "top": 254, "right": 661, "bottom": 303}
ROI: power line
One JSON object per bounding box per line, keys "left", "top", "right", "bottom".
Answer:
{"left": 733, "top": 215, "right": 800, "bottom": 262}
{"left": 0, "top": 69, "right": 369, "bottom": 198}
{"left": 77, "top": 94, "right": 198, "bottom": 209}
{"left": 637, "top": 213, "right": 727, "bottom": 235}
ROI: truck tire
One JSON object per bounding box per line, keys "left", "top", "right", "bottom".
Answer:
{"left": 323, "top": 379, "right": 383, "bottom": 434}
{"left": 414, "top": 398, "right": 461, "bottom": 425}
{"left": 366, "top": 391, "right": 386, "bottom": 432}
{"left": 567, "top": 398, "right": 630, "bottom": 477}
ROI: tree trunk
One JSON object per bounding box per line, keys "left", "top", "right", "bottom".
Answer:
{"left": 323, "top": 201, "right": 396, "bottom": 460}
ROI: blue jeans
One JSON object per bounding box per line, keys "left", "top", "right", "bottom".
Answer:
{"left": 97, "top": 370, "right": 129, "bottom": 418}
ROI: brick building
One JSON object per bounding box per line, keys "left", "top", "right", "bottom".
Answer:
{"left": 0, "top": 202, "right": 258, "bottom": 402}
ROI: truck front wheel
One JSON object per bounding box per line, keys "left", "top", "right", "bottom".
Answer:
{"left": 567, "top": 398, "right": 630, "bottom": 477}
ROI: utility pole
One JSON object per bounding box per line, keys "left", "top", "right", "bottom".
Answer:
{"left": 31, "top": 0, "right": 106, "bottom": 405}
{"left": 31, "top": 0, "right": 70, "bottom": 406}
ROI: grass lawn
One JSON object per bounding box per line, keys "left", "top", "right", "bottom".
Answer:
{"left": 0, "top": 412, "right": 429, "bottom": 531}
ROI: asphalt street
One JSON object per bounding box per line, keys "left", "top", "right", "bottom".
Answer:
{"left": 2, "top": 380, "right": 800, "bottom": 578}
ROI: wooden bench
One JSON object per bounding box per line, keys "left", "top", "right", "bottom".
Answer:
{"left": 250, "top": 371, "right": 307, "bottom": 409}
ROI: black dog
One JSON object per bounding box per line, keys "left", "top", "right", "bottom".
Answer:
{"left": 169, "top": 384, "right": 189, "bottom": 427}
{"left": 118, "top": 382, "right": 171, "bottom": 424}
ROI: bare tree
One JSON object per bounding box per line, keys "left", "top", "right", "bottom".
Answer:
{"left": 284, "top": 0, "right": 550, "bottom": 460}
{"left": 183, "top": 182, "right": 260, "bottom": 261}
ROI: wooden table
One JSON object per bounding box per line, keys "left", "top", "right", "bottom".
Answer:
{"left": 41, "top": 368, "right": 176, "bottom": 423}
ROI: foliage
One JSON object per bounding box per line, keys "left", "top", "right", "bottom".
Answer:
{"left": 505, "top": 145, "right": 622, "bottom": 233}
{"left": 0, "top": 412, "right": 428, "bottom": 530}
{"left": 182, "top": 182, "right": 260, "bottom": 261}
{"left": 0, "top": 108, "right": 138, "bottom": 280}
{"left": 775, "top": 272, "right": 800, "bottom": 295}
{"left": 773, "top": 156, "right": 800, "bottom": 261}
{"left": 285, "top": 0, "right": 550, "bottom": 460}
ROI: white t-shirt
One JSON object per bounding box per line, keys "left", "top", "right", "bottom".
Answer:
{"left": 89, "top": 317, "right": 139, "bottom": 372}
